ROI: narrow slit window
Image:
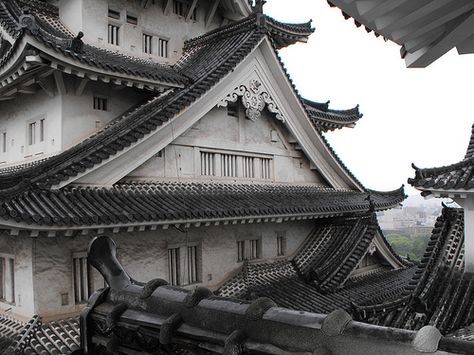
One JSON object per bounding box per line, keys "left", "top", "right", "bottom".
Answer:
{"left": 260, "top": 158, "right": 271, "bottom": 180}
{"left": 2, "top": 132, "right": 6, "bottom": 153}
{"left": 186, "top": 246, "right": 199, "bottom": 285}
{"left": 126, "top": 14, "right": 138, "bottom": 25}
{"left": 28, "top": 122, "right": 36, "bottom": 146}
{"left": 237, "top": 241, "right": 245, "bottom": 262}
{"left": 108, "top": 9, "right": 121, "bottom": 20}
{"left": 143, "top": 34, "right": 153, "bottom": 54}
{"left": 0, "top": 257, "right": 15, "bottom": 303}
{"left": 277, "top": 235, "right": 286, "bottom": 256}
{"left": 108, "top": 24, "right": 120, "bottom": 45}
{"left": 168, "top": 247, "right": 180, "bottom": 286}
{"left": 158, "top": 38, "right": 169, "bottom": 58}
{"left": 39, "top": 119, "right": 45, "bottom": 142}
{"left": 73, "top": 256, "right": 92, "bottom": 304}
{"left": 249, "top": 239, "right": 260, "bottom": 260}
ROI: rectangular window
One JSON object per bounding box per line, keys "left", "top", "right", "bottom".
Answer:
{"left": 187, "top": 246, "right": 198, "bottom": 285}
{"left": 277, "top": 235, "right": 286, "bottom": 256}
{"left": 168, "top": 247, "right": 180, "bottom": 286}
{"left": 108, "top": 24, "right": 120, "bottom": 45}
{"left": 200, "top": 152, "right": 215, "bottom": 176}
{"left": 39, "top": 119, "right": 45, "bottom": 142}
{"left": 237, "top": 241, "right": 245, "bottom": 262}
{"left": 2, "top": 132, "right": 6, "bottom": 153}
{"left": 260, "top": 158, "right": 271, "bottom": 180}
{"left": 93, "top": 96, "right": 108, "bottom": 111}
{"left": 28, "top": 122, "right": 36, "bottom": 146}
{"left": 108, "top": 9, "right": 121, "bottom": 20}
{"left": 249, "top": 239, "right": 260, "bottom": 260}
{"left": 0, "top": 256, "right": 15, "bottom": 304}
{"left": 143, "top": 34, "right": 153, "bottom": 54}
{"left": 173, "top": 0, "right": 185, "bottom": 16}
{"left": 73, "top": 256, "right": 92, "bottom": 304}
{"left": 126, "top": 14, "right": 138, "bottom": 25}
{"left": 158, "top": 38, "right": 169, "bottom": 58}
{"left": 243, "top": 156, "right": 254, "bottom": 178}
{"left": 221, "top": 153, "right": 238, "bottom": 177}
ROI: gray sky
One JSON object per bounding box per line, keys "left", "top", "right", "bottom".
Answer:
{"left": 265, "top": 0, "right": 474, "bottom": 196}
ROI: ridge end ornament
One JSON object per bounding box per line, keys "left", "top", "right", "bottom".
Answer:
{"left": 218, "top": 79, "right": 285, "bottom": 122}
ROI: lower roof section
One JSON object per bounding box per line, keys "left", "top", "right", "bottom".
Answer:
{"left": 0, "top": 181, "right": 406, "bottom": 230}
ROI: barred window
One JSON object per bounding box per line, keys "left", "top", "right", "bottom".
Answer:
{"left": 108, "top": 24, "right": 120, "bottom": 45}
{"left": 158, "top": 38, "right": 169, "bottom": 58}
{"left": 168, "top": 247, "right": 180, "bottom": 286}
{"left": 28, "top": 122, "right": 36, "bottom": 146}
{"left": 237, "top": 241, "right": 245, "bottom": 262}
{"left": 143, "top": 34, "right": 153, "bottom": 54}
{"left": 200, "top": 152, "right": 215, "bottom": 176}
{"left": 173, "top": 0, "right": 185, "bottom": 16}
{"left": 126, "top": 14, "right": 138, "bottom": 25}
{"left": 2, "top": 132, "right": 6, "bottom": 153}
{"left": 187, "top": 246, "right": 198, "bottom": 285}
{"left": 277, "top": 234, "right": 286, "bottom": 256}
{"left": 93, "top": 96, "right": 108, "bottom": 111}
{"left": 0, "top": 256, "right": 14, "bottom": 303}
{"left": 243, "top": 156, "right": 255, "bottom": 178}
{"left": 221, "top": 153, "right": 238, "bottom": 177}
{"left": 73, "top": 255, "right": 92, "bottom": 304}
{"left": 249, "top": 239, "right": 260, "bottom": 260}
{"left": 260, "top": 158, "right": 272, "bottom": 180}
{"left": 108, "top": 9, "right": 121, "bottom": 20}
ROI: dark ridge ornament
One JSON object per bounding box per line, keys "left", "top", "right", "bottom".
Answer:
{"left": 70, "top": 32, "right": 84, "bottom": 53}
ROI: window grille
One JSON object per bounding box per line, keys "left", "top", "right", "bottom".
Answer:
{"left": 173, "top": 0, "right": 185, "bottom": 16}
{"left": 143, "top": 34, "right": 153, "bottom": 54}
{"left": 260, "top": 158, "right": 271, "bottom": 180}
{"left": 108, "top": 9, "right": 121, "bottom": 20}
{"left": 200, "top": 152, "right": 215, "bottom": 176}
{"left": 168, "top": 247, "right": 180, "bottom": 286}
{"left": 158, "top": 38, "right": 169, "bottom": 58}
{"left": 28, "top": 122, "right": 36, "bottom": 146}
{"left": 243, "top": 156, "right": 255, "bottom": 178}
{"left": 187, "top": 246, "right": 198, "bottom": 285}
{"left": 126, "top": 14, "right": 138, "bottom": 25}
{"left": 93, "top": 96, "right": 108, "bottom": 111}
{"left": 277, "top": 235, "right": 286, "bottom": 256}
{"left": 2, "top": 132, "right": 6, "bottom": 153}
{"left": 249, "top": 239, "right": 260, "bottom": 260}
{"left": 108, "top": 24, "right": 120, "bottom": 45}
{"left": 237, "top": 241, "right": 245, "bottom": 262}
{"left": 221, "top": 153, "right": 238, "bottom": 177}
{"left": 73, "top": 256, "right": 92, "bottom": 304}
{"left": 39, "top": 119, "right": 45, "bottom": 142}
{"left": 0, "top": 257, "right": 14, "bottom": 303}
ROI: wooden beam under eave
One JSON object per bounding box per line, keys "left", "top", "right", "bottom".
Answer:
{"left": 206, "top": 0, "right": 220, "bottom": 28}
{"left": 38, "top": 78, "right": 55, "bottom": 97}
{"left": 141, "top": 0, "right": 152, "bottom": 8}
{"left": 75, "top": 78, "right": 89, "bottom": 96}
{"left": 163, "top": 0, "right": 172, "bottom": 15}
{"left": 18, "top": 86, "right": 38, "bottom": 94}
{"left": 0, "top": 96, "right": 16, "bottom": 101}
{"left": 405, "top": 10, "right": 474, "bottom": 67}
{"left": 53, "top": 71, "right": 67, "bottom": 95}
{"left": 185, "top": 0, "right": 198, "bottom": 21}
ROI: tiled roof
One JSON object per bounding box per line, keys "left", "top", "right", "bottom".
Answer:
{"left": 409, "top": 123, "right": 474, "bottom": 191}
{"left": 78, "top": 235, "right": 472, "bottom": 354}
{"left": 0, "top": 314, "right": 25, "bottom": 353}
{"left": 218, "top": 213, "right": 412, "bottom": 313}
{"left": 303, "top": 98, "right": 362, "bottom": 132}
{"left": 0, "top": 182, "right": 405, "bottom": 228}
{"left": 354, "top": 207, "right": 474, "bottom": 335}
{"left": 6, "top": 315, "right": 79, "bottom": 354}
{"left": 0, "top": 0, "right": 188, "bottom": 87}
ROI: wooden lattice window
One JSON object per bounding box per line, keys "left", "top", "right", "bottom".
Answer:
{"left": 73, "top": 255, "right": 93, "bottom": 304}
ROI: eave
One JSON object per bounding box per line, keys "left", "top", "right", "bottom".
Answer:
{"left": 327, "top": 0, "right": 474, "bottom": 68}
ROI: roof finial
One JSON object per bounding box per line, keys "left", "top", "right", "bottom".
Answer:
{"left": 70, "top": 31, "right": 84, "bottom": 54}
{"left": 252, "top": 0, "right": 266, "bottom": 14}
{"left": 365, "top": 193, "right": 375, "bottom": 214}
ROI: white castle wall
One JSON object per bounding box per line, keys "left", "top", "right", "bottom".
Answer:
{"left": 58, "top": 0, "right": 222, "bottom": 64}
{"left": 2, "top": 220, "right": 313, "bottom": 320}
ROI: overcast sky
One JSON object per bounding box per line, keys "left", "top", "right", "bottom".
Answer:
{"left": 265, "top": 0, "right": 473, "bottom": 196}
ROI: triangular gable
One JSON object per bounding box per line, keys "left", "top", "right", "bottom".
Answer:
{"left": 73, "top": 38, "right": 363, "bottom": 191}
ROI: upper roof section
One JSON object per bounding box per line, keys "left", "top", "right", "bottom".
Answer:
{"left": 327, "top": 0, "right": 474, "bottom": 68}
{"left": 303, "top": 98, "right": 362, "bottom": 132}
{"left": 409, "top": 123, "right": 474, "bottom": 193}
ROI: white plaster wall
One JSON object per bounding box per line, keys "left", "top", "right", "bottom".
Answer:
{"left": 128, "top": 106, "right": 329, "bottom": 185}
{"left": 31, "top": 220, "right": 314, "bottom": 318}
{"left": 0, "top": 90, "right": 61, "bottom": 165}
{"left": 61, "top": 80, "right": 147, "bottom": 150}
{"left": 0, "top": 234, "right": 34, "bottom": 320}
{"left": 59, "top": 0, "right": 222, "bottom": 64}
